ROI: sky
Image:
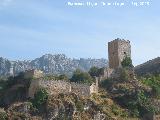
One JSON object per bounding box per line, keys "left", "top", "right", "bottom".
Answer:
{"left": 0, "top": 0, "right": 159, "bottom": 66}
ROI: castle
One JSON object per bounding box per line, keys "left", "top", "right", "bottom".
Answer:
{"left": 27, "top": 38, "right": 131, "bottom": 98}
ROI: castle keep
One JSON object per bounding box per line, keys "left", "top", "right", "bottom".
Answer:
{"left": 108, "top": 38, "right": 131, "bottom": 69}
{"left": 104, "top": 38, "right": 131, "bottom": 78}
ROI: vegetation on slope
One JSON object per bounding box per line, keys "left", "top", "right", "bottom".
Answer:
{"left": 0, "top": 65, "right": 160, "bottom": 120}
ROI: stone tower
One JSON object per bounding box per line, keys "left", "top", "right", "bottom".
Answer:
{"left": 108, "top": 38, "right": 131, "bottom": 69}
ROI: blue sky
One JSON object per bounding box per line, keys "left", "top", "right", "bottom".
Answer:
{"left": 0, "top": 0, "right": 159, "bottom": 66}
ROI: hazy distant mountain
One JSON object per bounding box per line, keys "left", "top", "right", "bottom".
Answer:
{"left": 0, "top": 54, "right": 107, "bottom": 76}
{"left": 134, "top": 57, "right": 160, "bottom": 76}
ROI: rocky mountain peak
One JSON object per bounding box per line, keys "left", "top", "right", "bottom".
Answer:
{"left": 0, "top": 54, "right": 107, "bottom": 76}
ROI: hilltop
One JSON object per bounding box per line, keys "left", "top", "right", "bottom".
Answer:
{"left": 134, "top": 57, "right": 160, "bottom": 76}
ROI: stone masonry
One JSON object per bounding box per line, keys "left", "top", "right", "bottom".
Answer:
{"left": 28, "top": 78, "right": 98, "bottom": 98}
{"left": 108, "top": 38, "right": 131, "bottom": 69}
{"left": 24, "top": 69, "right": 43, "bottom": 79}
{"left": 104, "top": 38, "right": 131, "bottom": 78}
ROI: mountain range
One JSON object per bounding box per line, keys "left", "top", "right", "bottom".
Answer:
{"left": 1, "top": 54, "right": 160, "bottom": 77}
{"left": 0, "top": 54, "right": 107, "bottom": 77}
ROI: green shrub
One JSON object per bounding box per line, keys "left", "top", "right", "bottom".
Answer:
{"left": 70, "top": 69, "right": 94, "bottom": 84}
{"left": 141, "top": 75, "right": 160, "bottom": 98}
{"left": 75, "top": 100, "right": 84, "bottom": 112}
{"left": 121, "top": 57, "right": 133, "bottom": 68}
{"left": 152, "top": 85, "right": 160, "bottom": 98}
{"left": 89, "top": 67, "right": 104, "bottom": 77}
{"left": 111, "top": 105, "right": 121, "bottom": 116}
{"left": 32, "top": 88, "right": 48, "bottom": 109}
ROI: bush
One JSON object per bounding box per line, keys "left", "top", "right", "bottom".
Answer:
{"left": 58, "top": 74, "right": 68, "bottom": 80}
{"left": 121, "top": 57, "right": 133, "bottom": 68}
{"left": 89, "top": 67, "right": 104, "bottom": 77}
{"left": 32, "top": 88, "right": 48, "bottom": 109}
{"left": 70, "top": 69, "right": 94, "bottom": 84}
{"left": 99, "top": 78, "right": 113, "bottom": 90}
{"left": 75, "top": 100, "right": 84, "bottom": 112}
{"left": 152, "top": 85, "right": 160, "bottom": 98}
{"left": 141, "top": 75, "right": 160, "bottom": 98}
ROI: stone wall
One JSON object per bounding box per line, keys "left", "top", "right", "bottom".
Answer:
{"left": 71, "top": 82, "right": 91, "bottom": 97}
{"left": 39, "top": 80, "right": 71, "bottom": 95}
{"left": 28, "top": 79, "right": 98, "bottom": 98}
{"left": 90, "top": 82, "right": 98, "bottom": 94}
{"left": 24, "top": 69, "right": 43, "bottom": 79}
{"left": 103, "top": 68, "right": 114, "bottom": 79}
{"left": 28, "top": 79, "right": 40, "bottom": 98}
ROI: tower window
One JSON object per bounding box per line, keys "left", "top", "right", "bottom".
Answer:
{"left": 124, "top": 52, "right": 126, "bottom": 54}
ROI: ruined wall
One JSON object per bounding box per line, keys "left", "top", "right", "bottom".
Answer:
{"left": 108, "top": 39, "right": 131, "bottom": 69}
{"left": 28, "top": 79, "right": 40, "bottom": 98}
{"left": 71, "top": 82, "right": 91, "bottom": 97}
{"left": 24, "top": 70, "right": 43, "bottom": 79}
{"left": 33, "top": 70, "right": 43, "bottom": 78}
{"left": 28, "top": 79, "right": 98, "bottom": 98}
{"left": 39, "top": 80, "right": 71, "bottom": 95}
{"left": 103, "top": 68, "right": 114, "bottom": 78}
{"left": 90, "top": 83, "right": 98, "bottom": 94}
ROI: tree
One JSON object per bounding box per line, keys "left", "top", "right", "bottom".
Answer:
{"left": 89, "top": 67, "right": 104, "bottom": 78}
{"left": 32, "top": 88, "right": 48, "bottom": 109}
{"left": 70, "top": 69, "right": 94, "bottom": 84}
{"left": 121, "top": 57, "right": 133, "bottom": 68}
{"left": 58, "top": 74, "right": 68, "bottom": 80}
{"left": 89, "top": 67, "right": 99, "bottom": 77}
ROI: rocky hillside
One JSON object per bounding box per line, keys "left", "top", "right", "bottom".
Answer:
{"left": 0, "top": 66, "right": 159, "bottom": 119}
{"left": 134, "top": 57, "right": 160, "bottom": 76}
{"left": 0, "top": 54, "right": 107, "bottom": 76}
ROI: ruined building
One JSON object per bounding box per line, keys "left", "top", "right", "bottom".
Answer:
{"left": 27, "top": 70, "right": 98, "bottom": 98}
{"left": 27, "top": 38, "right": 132, "bottom": 98}
{"left": 108, "top": 38, "right": 131, "bottom": 69}
{"left": 24, "top": 69, "right": 44, "bottom": 79}
{"left": 104, "top": 38, "right": 131, "bottom": 78}
{"left": 28, "top": 79, "right": 98, "bottom": 98}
